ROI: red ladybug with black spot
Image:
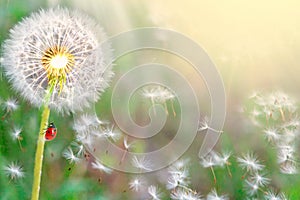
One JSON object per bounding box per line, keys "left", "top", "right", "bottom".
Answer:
{"left": 45, "top": 122, "right": 57, "bottom": 141}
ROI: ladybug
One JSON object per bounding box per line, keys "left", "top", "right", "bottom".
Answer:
{"left": 45, "top": 122, "right": 57, "bottom": 141}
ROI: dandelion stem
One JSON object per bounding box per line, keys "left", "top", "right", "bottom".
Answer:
{"left": 210, "top": 166, "right": 217, "bottom": 184}
{"left": 31, "top": 80, "right": 56, "bottom": 200}
{"left": 226, "top": 163, "right": 232, "bottom": 178}
{"left": 18, "top": 138, "right": 24, "bottom": 152}
{"left": 31, "top": 105, "right": 50, "bottom": 200}
{"left": 241, "top": 171, "right": 248, "bottom": 179}
{"left": 279, "top": 108, "right": 285, "bottom": 122}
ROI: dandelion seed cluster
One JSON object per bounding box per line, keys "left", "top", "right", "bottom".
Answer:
{"left": 245, "top": 91, "right": 299, "bottom": 174}
{"left": 2, "top": 7, "right": 113, "bottom": 113}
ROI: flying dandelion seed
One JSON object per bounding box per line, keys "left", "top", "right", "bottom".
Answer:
{"left": 207, "top": 188, "right": 229, "bottom": 200}
{"left": 91, "top": 160, "right": 113, "bottom": 174}
{"left": 148, "top": 185, "right": 162, "bottom": 200}
{"left": 62, "top": 147, "right": 80, "bottom": 164}
{"left": 2, "top": 7, "right": 113, "bottom": 113}
{"left": 129, "top": 176, "right": 146, "bottom": 192}
{"left": 4, "top": 162, "right": 24, "bottom": 180}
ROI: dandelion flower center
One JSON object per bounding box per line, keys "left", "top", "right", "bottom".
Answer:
{"left": 42, "top": 46, "right": 74, "bottom": 81}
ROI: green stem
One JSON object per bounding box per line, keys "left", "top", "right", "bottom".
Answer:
{"left": 31, "top": 81, "right": 56, "bottom": 200}
{"left": 31, "top": 106, "right": 50, "bottom": 200}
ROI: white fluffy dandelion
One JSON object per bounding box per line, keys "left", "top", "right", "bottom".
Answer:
{"left": 2, "top": 7, "right": 113, "bottom": 113}
{"left": 4, "top": 162, "right": 24, "bottom": 180}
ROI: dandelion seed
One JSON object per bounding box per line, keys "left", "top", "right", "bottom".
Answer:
{"left": 244, "top": 180, "right": 260, "bottom": 196}
{"left": 2, "top": 98, "right": 18, "bottom": 119}
{"left": 10, "top": 126, "right": 22, "bottom": 141}
{"left": 277, "top": 145, "right": 295, "bottom": 164}
{"left": 129, "top": 176, "right": 145, "bottom": 191}
{"left": 264, "top": 189, "right": 288, "bottom": 200}
{"left": 251, "top": 108, "right": 262, "bottom": 117}
{"left": 200, "top": 153, "right": 218, "bottom": 183}
{"left": 280, "top": 162, "right": 298, "bottom": 174}
{"left": 207, "top": 188, "right": 229, "bottom": 200}
{"left": 214, "top": 151, "right": 232, "bottom": 177}
{"left": 198, "top": 116, "right": 223, "bottom": 133}
{"left": 200, "top": 153, "right": 217, "bottom": 168}
{"left": 73, "top": 114, "right": 101, "bottom": 135}
{"left": 250, "top": 172, "right": 270, "bottom": 187}
{"left": 91, "top": 160, "right": 112, "bottom": 174}
{"left": 70, "top": 141, "right": 85, "bottom": 157}
{"left": 62, "top": 147, "right": 80, "bottom": 164}
{"left": 167, "top": 167, "right": 190, "bottom": 190}
{"left": 2, "top": 7, "right": 113, "bottom": 113}
{"left": 263, "top": 128, "right": 280, "bottom": 143}
{"left": 4, "top": 162, "right": 24, "bottom": 180}
{"left": 3, "top": 98, "right": 18, "bottom": 112}
{"left": 10, "top": 126, "right": 24, "bottom": 150}
{"left": 132, "top": 156, "right": 152, "bottom": 171}
{"left": 172, "top": 158, "right": 190, "bottom": 170}
{"left": 102, "top": 124, "right": 121, "bottom": 142}
{"left": 237, "top": 152, "right": 264, "bottom": 175}
{"left": 148, "top": 185, "right": 162, "bottom": 200}
{"left": 142, "top": 85, "right": 176, "bottom": 116}
{"left": 171, "top": 188, "right": 203, "bottom": 200}
{"left": 120, "top": 136, "right": 135, "bottom": 165}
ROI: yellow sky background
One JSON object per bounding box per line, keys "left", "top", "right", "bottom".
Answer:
{"left": 67, "top": 0, "right": 300, "bottom": 97}
{"left": 144, "top": 0, "right": 300, "bottom": 95}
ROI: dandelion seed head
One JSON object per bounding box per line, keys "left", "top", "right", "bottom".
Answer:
{"left": 4, "top": 162, "right": 24, "bottom": 180}
{"left": 2, "top": 7, "right": 113, "bottom": 113}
